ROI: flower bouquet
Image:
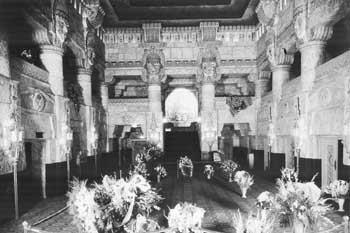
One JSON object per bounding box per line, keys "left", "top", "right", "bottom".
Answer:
{"left": 234, "top": 170, "right": 254, "bottom": 198}
{"left": 203, "top": 164, "right": 214, "bottom": 180}
{"left": 178, "top": 156, "right": 193, "bottom": 178}
{"left": 281, "top": 168, "right": 298, "bottom": 184}
{"left": 131, "top": 161, "right": 149, "bottom": 178}
{"left": 167, "top": 202, "right": 205, "bottom": 233}
{"left": 154, "top": 164, "right": 167, "bottom": 183}
{"left": 67, "top": 174, "right": 163, "bottom": 233}
{"left": 324, "top": 180, "right": 349, "bottom": 212}
{"left": 256, "top": 191, "right": 274, "bottom": 219}
{"left": 232, "top": 209, "right": 275, "bottom": 233}
{"left": 275, "top": 177, "right": 331, "bottom": 232}
{"left": 220, "top": 160, "right": 238, "bottom": 182}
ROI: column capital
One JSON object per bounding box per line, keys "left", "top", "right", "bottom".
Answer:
{"left": 258, "top": 71, "right": 271, "bottom": 81}
{"left": 40, "top": 45, "right": 64, "bottom": 56}
{"left": 77, "top": 68, "right": 92, "bottom": 76}
{"left": 267, "top": 45, "right": 294, "bottom": 68}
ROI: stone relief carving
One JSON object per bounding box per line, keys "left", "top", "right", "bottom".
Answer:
{"left": 197, "top": 47, "right": 221, "bottom": 84}
{"left": 141, "top": 47, "right": 166, "bottom": 85}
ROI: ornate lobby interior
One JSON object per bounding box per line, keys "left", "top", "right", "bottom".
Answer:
{"left": 0, "top": 0, "right": 350, "bottom": 232}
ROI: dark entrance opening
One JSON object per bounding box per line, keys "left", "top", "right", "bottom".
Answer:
{"left": 164, "top": 122, "right": 201, "bottom": 162}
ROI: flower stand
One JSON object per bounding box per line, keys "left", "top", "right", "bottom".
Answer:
{"left": 293, "top": 219, "right": 306, "bottom": 233}
{"left": 241, "top": 187, "right": 247, "bottom": 198}
{"left": 338, "top": 198, "right": 345, "bottom": 212}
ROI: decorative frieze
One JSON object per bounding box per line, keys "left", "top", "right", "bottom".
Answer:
{"left": 161, "top": 27, "right": 199, "bottom": 43}
{"left": 200, "top": 22, "right": 219, "bottom": 42}
{"left": 217, "top": 26, "right": 256, "bottom": 43}
{"left": 104, "top": 28, "right": 142, "bottom": 44}
{"left": 142, "top": 23, "right": 161, "bottom": 43}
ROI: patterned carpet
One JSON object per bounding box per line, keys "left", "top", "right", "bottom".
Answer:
{"left": 0, "top": 167, "right": 347, "bottom": 233}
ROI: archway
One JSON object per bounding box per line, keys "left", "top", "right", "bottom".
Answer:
{"left": 165, "top": 88, "right": 198, "bottom": 127}
{"left": 164, "top": 88, "right": 201, "bottom": 162}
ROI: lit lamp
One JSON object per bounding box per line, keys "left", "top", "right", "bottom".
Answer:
{"left": 267, "top": 122, "right": 275, "bottom": 170}
{"left": 149, "top": 129, "right": 160, "bottom": 146}
{"left": 204, "top": 128, "right": 216, "bottom": 152}
{"left": 66, "top": 128, "right": 73, "bottom": 184}
{"left": 292, "top": 119, "right": 304, "bottom": 174}
{"left": 90, "top": 127, "right": 99, "bottom": 176}
{"left": 8, "top": 125, "right": 24, "bottom": 220}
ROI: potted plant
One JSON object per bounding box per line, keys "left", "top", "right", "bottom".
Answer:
{"left": 154, "top": 164, "right": 167, "bottom": 183}
{"left": 220, "top": 160, "right": 238, "bottom": 182}
{"left": 256, "top": 191, "right": 274, "bottom": 219}
{"left": 203, "top": 164, "right": 214, "bottom": 180}
{"left": 167, "top": 202, "right": 205, "bottom": 233}
{"left": 178, "top": 156, "right": 193, "bottom": 178}
{"left": 275, "top": 177, "right": 330, "bottom": 233}
{"left": 324, "top": 180, "right": 349, "bottom": 212}
{"left": 234, "top": 170, "right": 254, "bottom": 198}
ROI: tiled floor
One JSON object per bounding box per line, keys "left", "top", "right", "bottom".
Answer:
{"left": 0, "top": 168, "right": 348, "bottom": 233}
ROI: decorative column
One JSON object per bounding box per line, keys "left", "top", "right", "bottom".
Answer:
{"left": 256, "top": 71, "right": 271, "bottom": 106}
{"left": 266, "top": 45, "right": 294, "bottom": 156}
{"left": 34, "top": 2, "right": 69, "bottom": 165}
{"left": 77, "top": 68, "right": 93, "bottom": 157}
{"left": 293, "top": 0, "right": 350, "bottom": 171}
{"left": 197, "top": 47, "right": 221, "bottom": 155}
{"left": 100, "top": 82, "right": 109, "bottom": 152}
{"left": 141, "top": 47, "right": 165, "bottom": 148}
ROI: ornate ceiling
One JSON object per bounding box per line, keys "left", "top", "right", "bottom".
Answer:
{"left": 101, "top": 0, "right": 259, "bottom": 26}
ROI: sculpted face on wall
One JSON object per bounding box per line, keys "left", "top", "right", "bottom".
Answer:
{"left": 146, "top": 55, "right": 162, "bottom": 76}
{"left": 141, "top": 47, "right": 165, "bottom": 84}
{"left": 54, "top": 15, "right": 69, "bottom": 45}
{"left": 197, "top": 47, "right": 221, "bottom": 83}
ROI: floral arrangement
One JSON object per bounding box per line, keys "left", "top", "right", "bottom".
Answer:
{"left": 154, "top": 164, "right": 167, "bottom": 182}
{"left": 167, "top": 202, "right": 205, "bottom": 233}
{"left": 203, "top": 164, "right": 214, "bottom": 180}
{"left": 179, "top": 156, "right": 193, "bottom": 177}
{"left": 234, "top": 170, "right": 254, "bottom": 198}
{"left": 67, "top": 174, "right": 163, "bottom": 233}
{"left": 232, "top": 209, "right": 275, "bottom": 233}
{"left": 131, "top": 161, "right": 149, "bottom": 178}
{"left": 324, "top": 180, "right": 349, "bottom": 199}
{"left": 281, "top": 168, "right": 298, "bottom": 184}
{"left": 220, "top": 160, "right": 238, "bottom": 177}
{"left": 274, "top": 177, "right": 331, "bottom": 231}
{"left": 256, "top": 191, "right": 274, "bottom": 210}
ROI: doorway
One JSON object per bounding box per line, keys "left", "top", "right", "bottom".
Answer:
{"left": 164, "top": 88, "right": 200, "bottom": 162}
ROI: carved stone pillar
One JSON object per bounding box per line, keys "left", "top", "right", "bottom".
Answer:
{"left": 100, "top": 82, "right": 109, "bottom": 110}
{"left": 198, "top": 47, "right": 221, "bottom": 155}
{"left": 142, "top": 47, "right": 165, "bottom": 148}
{"left": 0, "top": 26, "right": 10, "bottom": 78}
{"left": 34, "top": 2, "right": 69, "bottom": 163}
{"left": 299, "top": 26, "right": 333, "bottom": 91}
{"left": 256, "top": 71, "right": 271, "bottom": 101}
{"left": 77, "top": 68, "right": 92, "bottom": 106}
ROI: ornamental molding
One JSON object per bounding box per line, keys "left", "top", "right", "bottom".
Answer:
{"left": 109, "top": 98, "right": 149, "bottom": 104}
{"left": 11, "top": 58, "right": 49, "bottom": 83}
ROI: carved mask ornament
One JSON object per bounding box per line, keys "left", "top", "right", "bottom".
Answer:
{"left": 146, "top": 54, "right": 162, "bottom": 75}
